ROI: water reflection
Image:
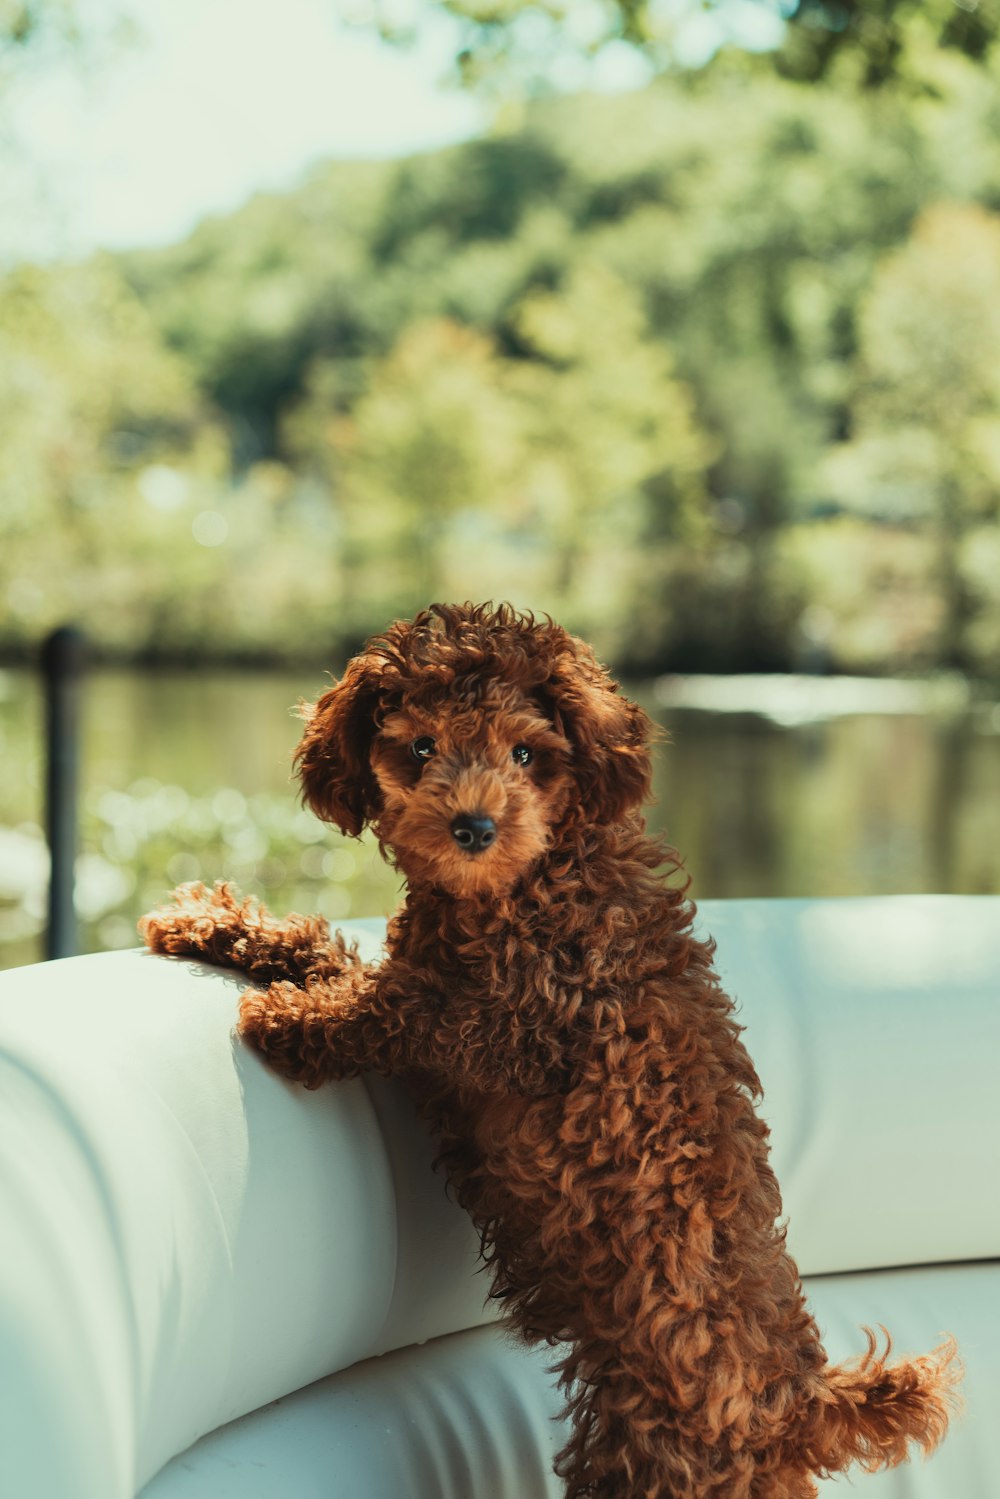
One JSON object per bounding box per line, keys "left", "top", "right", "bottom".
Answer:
{"left": 649, "top": 697, "right": 1000, "bottom": 899}
{"left": 1, "top": 668, "right": 998, "bottom": 970}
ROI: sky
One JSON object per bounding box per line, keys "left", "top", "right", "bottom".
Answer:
{"left": 4, "top": 0, "right": 487, "bottom": 258}
{"left": 3, "top": 0, "right": 782, "bottom": 262}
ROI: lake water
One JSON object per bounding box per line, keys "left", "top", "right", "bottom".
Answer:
{"left": 2, "top": 666, "right": 998, "bottom": 971}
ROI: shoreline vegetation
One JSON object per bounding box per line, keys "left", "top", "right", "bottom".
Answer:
{"left": 4, "top": 53, "right": 1000, "bottom": 680}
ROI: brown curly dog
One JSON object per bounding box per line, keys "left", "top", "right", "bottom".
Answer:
{"left": 141, "top": 602, "right": 958, "bottom": 1499}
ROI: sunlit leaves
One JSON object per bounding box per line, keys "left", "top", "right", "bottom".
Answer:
{"left": 4, "top": 49, "right": 1000, "bottom": 673}
{"left": 823, "top": 202, "right": 1000, "bottom": 665}
{"left": 348, "top": 0, "right": 1000, "bottom": 90}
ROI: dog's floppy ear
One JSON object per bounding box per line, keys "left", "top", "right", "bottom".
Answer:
{"left": 294, "top": 654, "right": 386, "bottom": 837}
{"left": 540, "top": 638, "right": 653, "bottom": 824}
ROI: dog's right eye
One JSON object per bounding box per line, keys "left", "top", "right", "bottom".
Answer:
{"left": 410, "top": 736, "right": 437, "bottom": 763}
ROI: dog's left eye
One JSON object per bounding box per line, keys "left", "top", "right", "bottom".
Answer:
{"left": 410, "top": 736, "right": 437, "bottom": 762}
{"left": 511, "top": 744, "right": 533, "bottom": 766}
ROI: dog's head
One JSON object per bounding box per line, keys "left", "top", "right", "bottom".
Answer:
{"left": 294, "top": 603, "right": 653, "bottom": 898}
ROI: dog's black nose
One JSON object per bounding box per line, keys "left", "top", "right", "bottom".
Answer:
{"left": 451, "top": 813, "right": 496, "bottom": 853}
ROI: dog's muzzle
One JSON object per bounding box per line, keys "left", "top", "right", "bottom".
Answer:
{"left": 451, "top": 813, "right": 496, "bottom": 854}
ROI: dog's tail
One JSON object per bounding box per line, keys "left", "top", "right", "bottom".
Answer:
{"left": 795, "top": 1328, "right": 961, "bottom": 1477}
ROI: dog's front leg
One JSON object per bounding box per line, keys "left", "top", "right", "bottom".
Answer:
{"left": 236, "top": 962, "right": 406, "bottom": 1089}
{"left": 237, "top": 958, "right": 568, "bottom": 1098}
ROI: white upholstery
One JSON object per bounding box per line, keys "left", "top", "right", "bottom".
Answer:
{"left": 705, "top": 898, "right": 1000, "bottom": 1276}
{"left": 0, "top": 898, "right": 997, "bottom": 1498}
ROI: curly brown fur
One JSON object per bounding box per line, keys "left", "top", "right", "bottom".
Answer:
{"left": 141, "top": 602, "right": 960, "bottom": 1498}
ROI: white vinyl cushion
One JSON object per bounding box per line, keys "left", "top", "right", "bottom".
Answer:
{"left": 142, "top": 1324, "right": 569, "bottom": 1499}
{"left": 141, "top": 1261, "right": 1000, "bottom": 1499}
{"left": 699, "top": 897, "right": 1000, "bottom": 1274}
{"left": 0, "top": 924, "right": 489, "bottom": 1499}
{"left": 1, "top": 897, "right": 997, "bottom": 1499}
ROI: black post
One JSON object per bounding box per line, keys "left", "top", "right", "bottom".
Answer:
{"left": 42, "top": 626, "right": 87, "bottom": 961}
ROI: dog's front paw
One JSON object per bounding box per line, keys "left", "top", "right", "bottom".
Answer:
{"left": 139, "top": 881, "right": 216, "bottom": 951}
{"left": 139, "top": 881, "right": 251, "bottom": 962}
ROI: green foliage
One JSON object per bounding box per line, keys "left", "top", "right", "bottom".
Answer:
{"left": 4, "top": 48, "right": 1000, "bottom": 675}
{"left": 355, "top": 0, "right": 1000, "bottom": 90}
{"left": 324, "top": 317, "right": 532, "bottom": 620}
{"left": 116, "top": 162, "right": 397, "bottom": 459}
{"left": 508, "top": 262, "right": 715, "bottom": 623}
{"left": 0, "top": 257, "right": 223, "bottom": 651}
{"left": 777, "top": 0, "right": 1000, "bottom": 86}
{"left": 824, "top": 201, "right": 1000, "bottom": 666}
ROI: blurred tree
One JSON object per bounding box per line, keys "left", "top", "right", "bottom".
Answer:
{"left": 777, "top": 0, "right": 1000, "bottom": 85}
{"left": 5, "top": 27, "right": 1000, "bottom": 670}
{"left": 371, "top": 135, "right": 569, "bottom": 260}
{"left": 292, "top": 266, "right": 715, "bottom": 647}
{"left": 518, "top": 70, "right": 935, "bottom": 667}
{"left": 824, "top": 202, "right": 1000, "bottom": 668}
{"left": 0, "top": 257, "right": 223, "bottom": 653}
{"left": 509, "top": 263, "right": 714, "bottom": 615}
{"left": 118, "top": 161, "right": 397, "bottom": 464}
{"left": 347, "top": 0, "right": 1000, "bottom": 88}
{"left": 320, "top": 317, "right": 530, "bottom": 619}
